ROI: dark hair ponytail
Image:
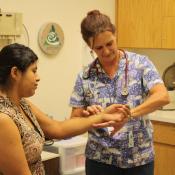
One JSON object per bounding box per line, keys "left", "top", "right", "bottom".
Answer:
{"left": 0, "top": 43, "right": 38, "bottom": 84}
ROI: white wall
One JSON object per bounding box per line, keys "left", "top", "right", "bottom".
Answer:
{"left": 1, "top": 0, "right": 115, "bottom": 120}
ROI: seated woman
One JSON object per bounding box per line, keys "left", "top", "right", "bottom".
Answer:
{"left": 0, "top": 43, "right": 130, "bottom": 175}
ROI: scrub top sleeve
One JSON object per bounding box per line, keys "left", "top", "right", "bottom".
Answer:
{"left": 69, "top": 74, "right": 87, "bottom": 107}
{"left": 141, "top": 56, "right": 163, "bottom": 92}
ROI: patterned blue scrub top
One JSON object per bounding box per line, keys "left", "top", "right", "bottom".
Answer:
{"left": 69, "top": 51, "right": 163, "bottom": 168}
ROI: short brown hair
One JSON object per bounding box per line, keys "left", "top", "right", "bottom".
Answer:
{"left": 81, "top": 10, "right": 116, "bottom": 46}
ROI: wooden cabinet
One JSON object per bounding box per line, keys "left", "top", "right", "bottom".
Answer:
{"left": 43, "top": 157, "right": 60, "bottom": 175}
{"left": 152, "top": 121, "right": 175, "bottom": 175}
{"left": 116, "top": 0, "right": 175, "bottom": 49}
{"left": 162, "top": 17, "right": 175, "bottom": 48}
{"left": 162, "top": 0, "right": 175, "bottom": 16}
{"left": 162, "top": 0, "right": 175, "bottom": 48}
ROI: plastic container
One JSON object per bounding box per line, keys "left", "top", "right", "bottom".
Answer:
{"left": 56, "top": 136, "right": 87, "bottom": 172}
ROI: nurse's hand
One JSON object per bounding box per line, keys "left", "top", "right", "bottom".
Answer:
{"left": 83, "top": 104, "right": 130, "bottom": 118}
{"left": 93, "top": 115, "right": 128, "bottom": 136}
{"left": 82, "top": 105, "right": 104, "bottom": 116}
{"left": 104, "top": 104, "right": 130, "bottom": 118}
{"left": 105, "top": 118, "right": 128, "bottom": 136}
{"left": 92, "top": 104, "right": 130, "bottom": 128}
{"left": 96, "top": 109, "right": 129, "bottom": 135}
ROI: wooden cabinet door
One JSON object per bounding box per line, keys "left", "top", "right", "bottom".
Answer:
{"left": 154, "top": 143, "right": 175, "bottom": 175}
{"left": 162, "top": 0, "right": 175, "bottom": 48}
{"left": 162, "top": 0, "right": 175, "bottom": 17}
{"left": 162, "top": 17, "right": 175, "bottom": 48}
{"left": 116, "top": 0, "right": 162, "bottom": 48}
{"left": 152, "top": 121, "right": 175, "bottom": 175}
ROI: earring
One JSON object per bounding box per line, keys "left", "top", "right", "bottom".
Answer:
{"left": 90, "top": 50, "right": 95, "bottom": 59}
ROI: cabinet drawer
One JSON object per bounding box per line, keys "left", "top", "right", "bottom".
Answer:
{"left": 43, "top": 157, "right": 60, "bottom": 175}
{"left": 152, "top": 121, "right": 175, "bottom": 146}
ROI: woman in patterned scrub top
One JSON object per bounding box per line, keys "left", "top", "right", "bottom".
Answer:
{"left": 69, "top": 10, "right": 170, "bottom": 175}
{"left": 0, "top": 43, "right": 130, "bottom": 175}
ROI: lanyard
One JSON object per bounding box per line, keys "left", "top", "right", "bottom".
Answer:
{"left": 121, "top": 50, "right": 129, "bottom": 96}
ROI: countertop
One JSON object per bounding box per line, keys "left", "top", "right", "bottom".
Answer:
{"left": 41, "top": 151, "right": 59, "bottom": 161}
{"left": 148, "top": 110, "right": 175, "bottom": 124}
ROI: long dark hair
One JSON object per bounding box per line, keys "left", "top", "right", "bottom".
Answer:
{"left": 0, "top": 43, "right": 38, "bottom": 85}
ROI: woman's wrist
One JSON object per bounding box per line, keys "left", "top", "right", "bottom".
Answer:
{"left": 88, "top": 113, "right": 104, "bottom": 126}
{"left": 128, "top": 114, "right": 134, "bottom": 120}
{"left": 97, "top": 113, "right": 105, "bottom": 123}
{"left": 129, "top": 109, "right": 135, "bottom": 119}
